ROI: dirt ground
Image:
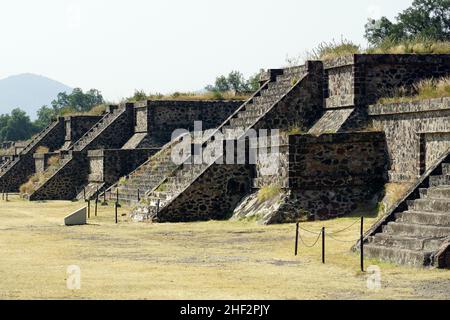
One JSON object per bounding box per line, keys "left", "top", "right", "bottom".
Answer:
{"left": 0, "top": 195, "right": 449, "bottom": 300}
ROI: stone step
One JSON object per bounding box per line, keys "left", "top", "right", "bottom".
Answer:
{"left": 370, "top": 233, "right": 444, "bottom": 251}
{"left": 268, "top": 81, "right": 292, "bottom": 90}
{"left": 423, "top": 186, "right": 450, "bottom": 199}
{"left": 442, "top": 163, "right": 450, "bottom": 175}
{"left": 388, "top": 171, "right": 418, "bottom": 182}
{"left": 244, "top": 102, "right": 272, "bottom": 114}
{"left": 118, "top": 185, "right": 154, "bottom": 194}
{"left": 237, "top": 109, "right": 264, "bottom": 119}
{"left": 282, "top": 66, "right": 306, "bottom": 76}
{"left": 229, "top": 116, "right": 259, "bottom": 128}
{"left": 429, "top": 174, "right": 450, "bottom": 187}
{"left": 407, "top": 198, "right": 450, "bottom": 213}
{"left": 253, "top": 95, "right": 279, "bottom": 105}
{"left": 384, "top": 222, "right": 450, "bottom": 238}
{"left": 222, "top": 127, "right": 244, "bottom": 140}
{"left": 364, "top": 244, "right": 433, "bottom": 267}
{"left": 260, "top": 87, "right": 289, "bottom": 97}
{"left": 396, "top": 210, "right": 450, "bottom": 226}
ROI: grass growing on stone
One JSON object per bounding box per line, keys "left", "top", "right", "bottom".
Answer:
{"left": 34, "top": 146, "right": 49, "bottom": 154}
{"left": 19, "top": 155, "right": 62, "bottom": 196}
{"left": 379, "top": 76, "right": 450, "bottom": 104}
{"left": 366, "top": 39, "right": 450, "bottom": 55}
{"left": 257, "top": 185, "right": 282, "bottom": 203}
{"left": 0, "top": 195, "right": 449, "bottom": 300}
{"left": 301, "top": 38, "right": 450, "bottom": 62}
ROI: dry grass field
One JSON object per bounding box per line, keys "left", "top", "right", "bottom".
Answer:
{"left": 0, "top": 195, "right": 449, "bottom": 300}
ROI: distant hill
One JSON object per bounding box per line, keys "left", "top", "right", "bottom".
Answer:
{"left": 0, "top": 73, "right": 72, "bottom": 119}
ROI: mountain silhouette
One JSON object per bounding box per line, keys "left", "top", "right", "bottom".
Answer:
{"left": 0, "top": 73, "right": 72, "bottom": 119}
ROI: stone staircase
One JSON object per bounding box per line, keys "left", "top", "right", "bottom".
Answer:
{"left": 363, "top": 151, "right": 450, "bottom": 268}
{"left": 0, "top": 119, "right": 65, "bottom": 192}
{"left": 28, "top": 105, "right": 132, "bottom": 200}
{"left": 76, "top": 181, "right": 106, "bottom": 201}
{"left": 71, "top": 105, "right": 123, "bottom": 152}
{"left": 106, "top": 133, "right": 191, "bottom": 206}
{"left": 0, "top": 120, "right": 60, "bottom": 177}
{"left": 131, "top": 65, "right": 309, "bottom": 221}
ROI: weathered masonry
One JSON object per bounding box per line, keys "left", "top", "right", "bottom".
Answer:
{"left": 5, "top": 53, "right": 449, "bottom": 268}
{"left": 25, "top": 100, "right": 241, "bottom": 200}
{"left": 0, "top": 115, "right": 101, "bottom": 192}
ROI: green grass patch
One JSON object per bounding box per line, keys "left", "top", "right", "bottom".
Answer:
{"left": 257, "top": 184, "right": 282, "bottom": 203}
{"left": 379, "top": 76, "right": 450, "bottom": 104}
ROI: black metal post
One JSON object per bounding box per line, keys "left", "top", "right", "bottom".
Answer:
{"left": 295, "top": 222, "right": 299, "bottom": 256}
{"left": 115, "top": 203, "right": 118, "bottom": 224}
{"left": 102, "top": 187, "right": 108, "bottom": 206}
{"left": 116, "top": 189, "right": 121, "bottom": 208}
{"left": 2, "top": 190, "right": 4, "bottom": 200}
{"left": 5, "top": 192, "right": 8, "bottom": 202}
{"left": 87, "top": 200, "right": 91, "bottom": 219}
{"left": 94, "top": 197, "right": 98, "bottom": 217}
{"left": 137, "top": 189, "right": 140, "bottom": 202}
{"left": 361, "top": 216, "right": 364, "bottom": 272}
{"left": 322, "top": 227, "right": 325, "bottom": 264}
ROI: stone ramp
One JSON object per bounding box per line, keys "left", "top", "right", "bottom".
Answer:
{"left": 122, "top": 133, "right": 148, "bottom": 150}
{"left": 361, "top": 149, "right": 450, "bottom": 268}
{"left": 308, "top": 108, "right": 354, "bottom": 135}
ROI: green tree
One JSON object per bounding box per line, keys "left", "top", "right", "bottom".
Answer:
{"left": 214, "top": 75, "right": 230, "bottom": 92}
{"left": 131, "top": 90, "right": 148, "bottom": 101}
{"left": 34, "top": 105, "right": 55, "bottom": 130}
{"left": 206, "top": 71, "right": 261, "bottom": 93}
{"left": 0, "top": 108, "right": 36, "bottom": 142}
{"left": 51, "top": 88, "right": 104, "bottom": 112}
{"left": 365, "top": 0, "right": 450, "bottom": 46}
{"left": 227, "top": 71, "right": 248, "bottom": 92}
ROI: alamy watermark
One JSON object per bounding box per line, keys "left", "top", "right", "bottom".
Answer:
{"left": 366, "top": 265, "right": 382, "bottom": 290}
{"left": 66, "top": 265, "right": 81, "bottom": 290}
{"left": 170, "top": 121, "right": 282, "bottom": 176}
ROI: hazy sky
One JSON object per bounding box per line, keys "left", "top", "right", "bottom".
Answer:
{"left": 0, "top": 0, "right": 413, "bottom": 101}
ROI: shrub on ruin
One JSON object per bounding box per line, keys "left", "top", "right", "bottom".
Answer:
{"left": 306, "top": 38, "right": 361, "bottom": 60}
{"left": 47, "top": 155, "right": 60, "bottom": 167}
{"left": 379, "top": 76, "right": 450, "bottom": 103}
{"left": 34, "top": 146, "right": 49, "bottom": 154}
{"left": 257, "top": 184, "right": 282, "bottom": 203}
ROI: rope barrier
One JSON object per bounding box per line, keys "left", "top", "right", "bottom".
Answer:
{"left": 294, "top": 217, "right": 365, "bottom": 271}
{"left": 327, "top": 233, "right": 362, "bottom": 243}
{"left": 298, "top": 230, "right": 322, "bottom": 248}
{"left": 298, "top": 225, "right": 322, "bottom": 235}
{"left": 327, "top": 219, "right": 360, "bottom": 235}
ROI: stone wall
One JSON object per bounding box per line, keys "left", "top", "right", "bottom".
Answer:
{"left": 156, "top": 140, "right": 253, "bottom": 222}
{"left": 324, "top": 54, "right": 450, "bottom": 109}
{"left": 0, "top": 118, "right": 66, "bottom": 192}
{"left": 233, "top": 132, "right": 389, "bottom": 223}
{"left": 87, "top": 148, "right": 159, "bottom": 185}
{"left": 319, "top": 54, "right": 450, "bottom": 133}
{"left": 157, "top": 163, "right": 252, "bottom": 222}
{"left": 62, "top": 116, "right": 103, "bottom": 149}
{"left": 254, "top": 61, "right": 324, "bottom": 133}
{"left": 34, "top": 152, "right": 59, "bottom": 173}
{"left": 133, "top": 100, "right": 242, "bottom": 147}
{"left": 29, "top": 152, "right": 89, "bottom": 200}
{"left": 368, "top": 98, "right": 450, "bottom": 182}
